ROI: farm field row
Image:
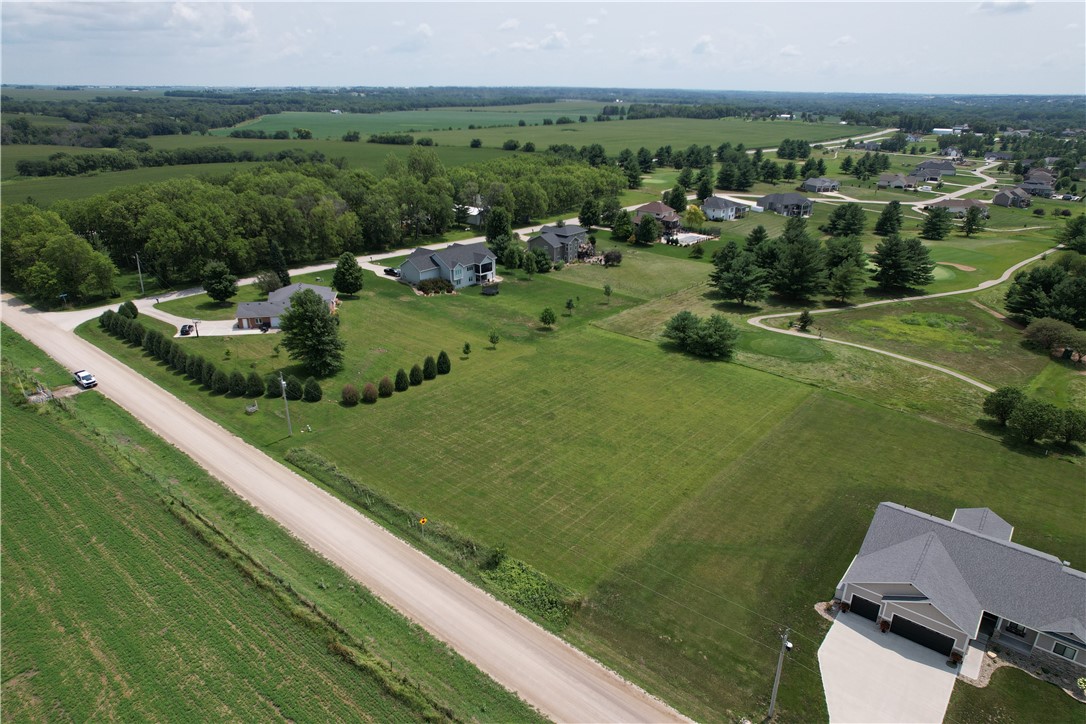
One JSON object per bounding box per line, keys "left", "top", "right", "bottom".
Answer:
{"left": 0, "top": 325, "right": 542, "bottom": 722}
{"left": 78, "top": 249, "right": 1084, "bottom": 720}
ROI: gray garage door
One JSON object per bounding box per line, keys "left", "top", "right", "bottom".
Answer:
{"left": 849, "top": 595, "right": 880, "bottom": 622}
{"left": 890, "top": 616, "right": 955, "bottom": 656}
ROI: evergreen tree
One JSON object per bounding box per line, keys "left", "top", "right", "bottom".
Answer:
{"left": 303, "top": 376, "right": 323, "bottom": 402}
{"left": 714, "top": 251, "right": 768, "bottom": 306}
{"left": 331, "top": 251, "right": 364, "bottom": 296}
{"left": 921, "top": 207, "right": 953, "bottom": 241}
{"left": 578, "top": 198, "right": 601, "bottom": 229}
{"left": 826, "top": 258, "right": 866, "bottom": 302}
{"left": 696, "top": 174, "right": 714, "bottom": 201}
{"left": 423, "top": 356, "right": 437, "bottom": 380}
{"left": 771, "top": 218, "right": 826, "bottom": 300}
{"left": 285, "top": 375, "right": 303, "bottom": 400}
{"left": 824, "top": 235, "right": 866, "bottom": 270}
{"left": 246, "top": 371, "right": 265, "bottom": 397}
{"left": 820, "top": 203, "right": 866, "bottom": 238}
{"left": 268, "top": 240, "right": 291, "bottom": 287}
{"left": 229, "top": 370, "right": 247, "bottom": 396}
{"left": 202, "top": 260, "right": 238, "bottom": 304}
{"left": 665, "top": 185, "right": 687, "bottom": 213}
{"left": 874, "top": 201, "right": 903, "bottom": 236}
{"left": 409, "top": 364, "right": 424, "bottom": 386}
{"left": 395, "top": 367, "right": 410, "bottom": 391}
{"left": 635, "top": 215, "right": 661, "bottom": 245}
{"left": 962, "top": 206, "right": 985, "bottom": 237}
{"left": 437, "top": 350, "right": 451, "bottom": 374}
{"left": 871, "top": 234, "right": 935, "bottom": 290}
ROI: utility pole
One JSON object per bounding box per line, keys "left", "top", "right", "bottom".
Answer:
{"left": 767, "top": 628, "right": 791, "bottom": 721}
{"left": 133, "top": 252, "right": 145, "bottom": 295}
{"left": 279, "top": 371, "right": 293, "bottom": 436}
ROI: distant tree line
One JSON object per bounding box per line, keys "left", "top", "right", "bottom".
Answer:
{"left": 14, "top": 145, "right": 329, "bottom": 177}
{"left": 5, "top": 148, "right": 625, "bottom": 294}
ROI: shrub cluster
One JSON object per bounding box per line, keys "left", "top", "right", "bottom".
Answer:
{"left": 417, "top": 278, "right": 455, "bottom": 295}
{"left": 661, "top": 310, "right": 740, "bottom": 360}
{"left": 982, "top": 386, "right": 1086, "bottom": 446}
{"left": 16, "top": 146, "right": 327, "bottom": 177}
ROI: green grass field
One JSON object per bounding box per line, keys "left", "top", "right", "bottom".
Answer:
{"left": 944, "top": 667, "right": 1082, "bottom": 724}
{"left": 78, "top": 245, "right": 1085, "bottom": 722}
{"left": 0, "top": 325, "right": 541, "bottom": 722}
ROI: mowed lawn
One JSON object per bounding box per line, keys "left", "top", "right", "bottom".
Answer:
{"left": 78, "top": 248, "right": 1084, "bottom": 721}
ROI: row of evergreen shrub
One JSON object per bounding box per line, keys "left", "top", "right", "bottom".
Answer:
{"left": 98, "top": 308, "right": 323, "bottom": 401}
{"left": 341, "top": 351, "right": 451, "bottom": 406}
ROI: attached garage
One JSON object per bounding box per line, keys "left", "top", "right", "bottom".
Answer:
{"left": 849, "top": 595, "right": 880, "bottom": 622}
{"left": 890, "top": 615, "right": 955, "bottom": 656}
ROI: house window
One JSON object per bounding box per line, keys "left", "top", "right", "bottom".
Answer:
{"left": 1053, "top": 643, "right": 1077, "bottom": 661}
{"left": 1005, "top": 622, "right": 1027, "bottom": 637}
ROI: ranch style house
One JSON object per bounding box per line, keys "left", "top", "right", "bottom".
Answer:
{"left": 235, "top": 283, "right": 338, "bottom": 330}
{"left": 758, "top": 192, "right": 813, "bottom": 217}
{"left": 836, "top": 503, "right": 1085, "bottom": 668}
{"left": 399, "top": 242, "right": 497, "bottom": 289}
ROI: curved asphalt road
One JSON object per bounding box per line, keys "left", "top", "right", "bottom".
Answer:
{"left": 1, "top": 295, "right": 687, "bottom": 724}
{"left": 747, "top": 245, "right": 1062, "bottom": 393}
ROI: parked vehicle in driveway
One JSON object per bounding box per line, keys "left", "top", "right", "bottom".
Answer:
{"left": 180, "top": 324, "right": 193, "bottom": 336}
{"left": 383, "top": 267, "right": 401, "bottom": 277}
{"left": 73, "top": 369, "right": 97, "bottom": 388}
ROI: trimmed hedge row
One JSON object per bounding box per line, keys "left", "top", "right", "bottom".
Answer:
{"left": 341, "top": 351, "right": 452, "bottom": 406}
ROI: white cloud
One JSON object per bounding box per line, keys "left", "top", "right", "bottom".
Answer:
{"left": 976, "top": 1, "right": 1033, "bottom": 13}
{"left": 165, "top": 3, "right": 258, "bottom": 46}
{"left": 586, "top": 17, "right": 599, "bottom": 27}
{"left": 391, "top": 23, "right": 433, "bottom": 53}
{"left": 831, "top": 35, "right": 855, "bottom": 47}
{"left": 779, "top": 45, "right": 802, "bottom": 57}
{"left": 691, "top": 35, "right": 716, "bottom": 55}
{"left": 631, "top": 47, "right": 664, "bottom": 63}
{"left": 498, "top": 18, "right": 519, "bottom": 31}
{"left": 508, "top": 30, "right": 570, "bottom": 52}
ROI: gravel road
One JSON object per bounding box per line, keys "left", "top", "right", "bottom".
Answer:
{"left": 2, "top": 295, "right": 687, "bottom": 723}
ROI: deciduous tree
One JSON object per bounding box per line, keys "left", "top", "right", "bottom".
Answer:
{"left": 982, "top": 386, "right": 1024, "bottom": 426}
{"left": 278, "top": 288, "right": 345, "bottom": 376}
{"left": 331, "top": 251, "right": 364, "bottom": 296}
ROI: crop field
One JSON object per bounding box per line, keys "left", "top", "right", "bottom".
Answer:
{"left": 0, "top": 325, "right": 542, "bottom": 722}
{"left": 214, "top": 101, "right": 611, "bottom": 137}
{"left": 79, "top": 243, "right": 1084, "bottom": 721}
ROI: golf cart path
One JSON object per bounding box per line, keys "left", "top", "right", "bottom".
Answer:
{"left": 747, "top": 245, "right": 1062, "bottom": 393}
{"left": 0, "top": 295, "right": 688, "bottom": 724}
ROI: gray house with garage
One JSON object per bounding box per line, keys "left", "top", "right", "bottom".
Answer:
{"left": 399, "top": 242, "right": 496, "bottom": 289}
{"left": 701, "top": 196, "right": 750, "bottom": 221}
{"left": 835, "top": 503, "right": 1085, "bottom": 667}
{"left": 758, "top": 193, "right": 813, "bottom": 217}
{"left": 235, "top": 283, "right": 338, "bottom": 330}
{"left": 527, "top": 224, "right": 589, "bottom": 263}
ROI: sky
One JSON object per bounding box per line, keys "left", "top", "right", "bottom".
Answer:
{"left": 3, "top": 1, "right": 1085, "bottom": 95}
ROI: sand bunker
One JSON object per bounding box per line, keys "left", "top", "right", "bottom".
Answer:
{"left": 937, "top": 262, "right": 977, "bottom": 271}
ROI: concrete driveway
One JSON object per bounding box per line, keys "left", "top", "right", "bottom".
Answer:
{"left": 818, "top": 613, "right": 958, "bottom": 723}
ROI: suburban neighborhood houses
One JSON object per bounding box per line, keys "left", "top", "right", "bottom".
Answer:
{"left": 3, "top": 21, "right": 1085, "bottom": 720}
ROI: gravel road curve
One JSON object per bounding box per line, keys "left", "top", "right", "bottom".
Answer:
{"left": 2, "top": 295, "right": 687, "bottom": 724}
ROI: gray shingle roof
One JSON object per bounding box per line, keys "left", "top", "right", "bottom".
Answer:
{"left": 951, "top": 508, "right": 1014, "bottom": 541}
{"left": 702, "top": 196, "right": 748, "bottom": 210}
{"left": 236, "top": 300, "right": 288, "bottom": 318}
{"left": 530, "top": 225, "right": 587, "bottom": 249}
{"left": 844, "top": 503, "right": 1086, "bottom": 642}
{"left": 433, "top": 241, "right": 495, "bottom": 268}
{"left": 759, "top": 192, "right": 812, "bottom": 207}
{"left": 268, "top": 283, "right": 338, "bottom": 305}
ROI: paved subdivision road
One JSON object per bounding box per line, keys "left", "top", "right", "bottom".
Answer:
{"left": 1, "top": 295, "right": 687, "bottom": 724}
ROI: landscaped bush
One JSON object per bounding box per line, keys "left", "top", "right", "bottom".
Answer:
{"left": 246, "top": 371, "right": 264, "bottom": 397}
{"left": 285, "top": 375, "right": 303, "bottom": 401}
{"left": 341, "top": 383, "right": 360, "bottom": 406}
{"left": 603, "top": 249, "right": 623, "bottom": 267}
{"left": 662, "top": 310, "right": 740, "bottom": 360}
{"left": 436, "top": 351, "right": 451, "bottom": 375}
{"left": 378, "top": 375, "right": 393, "bottom": 397}
{"left": 228, "top": 371, "right": 247, "bottom": 396}
{"left": 212, "top": 369, "right": 230, "bottom": 394}
{"left": 99, "top": 309, "right": 116, "bottom": 329}
{"left": 186, "top": 354, "right": 202, "bottom": 380}
{"left": 201, "top": 360, "right": 217, "bottom": 388}
{"left": 409, "top": 364, "right": 424, "bottom": 386}
{"left": 417, "top": 278, "right": 455, "bottom": 295}
{"left": 423, "top": 356, "right": 437, "bottom": 380}
{"left": 395, "top": 368, "right": 410, "bottom": 392}
{"left": 303, "top": 376, "right": 323, "bottom": 402}
{"left": 265, "top": 374, "right": 280, "bottom": 397}
{"left": 362, "top": 382, "right": 378, "bottom": 404}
